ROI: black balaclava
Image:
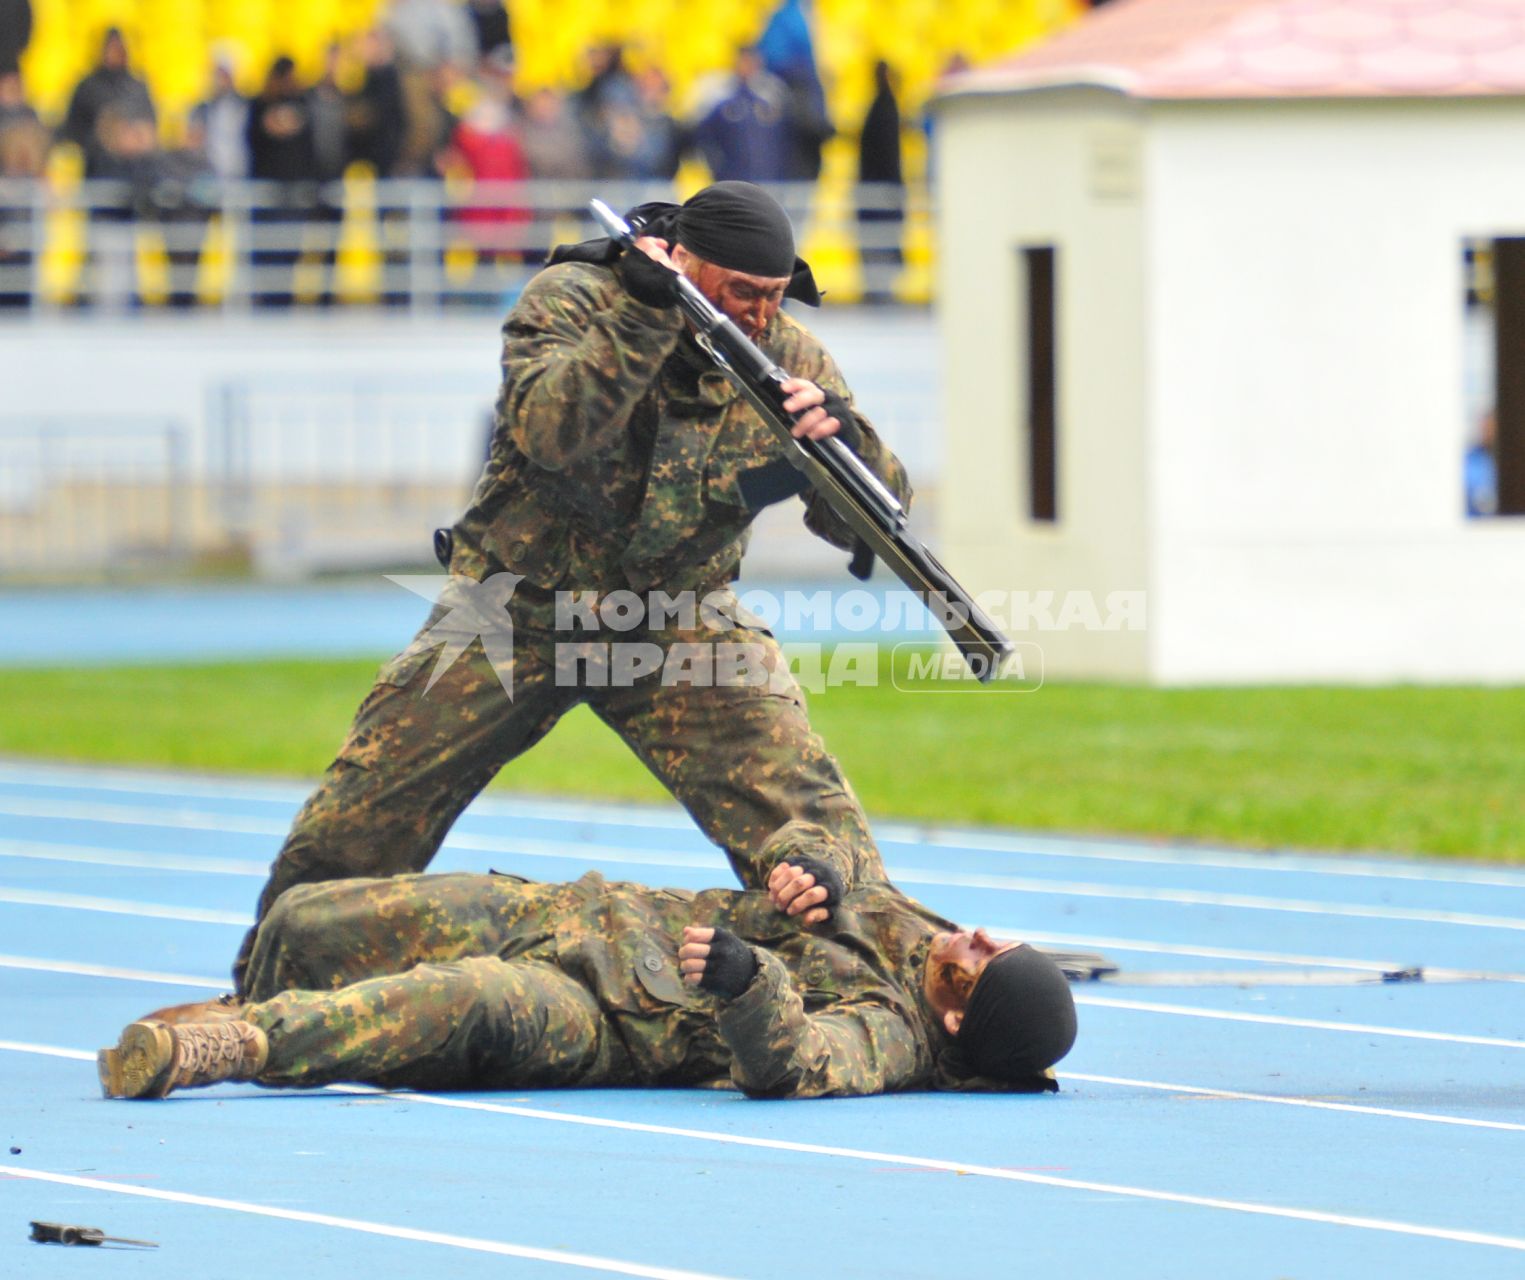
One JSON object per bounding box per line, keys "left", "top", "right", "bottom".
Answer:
{"left": 958, "top": 944, "right": 1078, "bottom": 1082}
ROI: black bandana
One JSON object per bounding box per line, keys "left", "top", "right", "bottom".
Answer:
{"left": 675, "top": 181, "right": 796, "bottom": 278}
{"left": 549, "top": 183, "right": 822, "bottom": 305}
{"left": 959, "top": 944, "right": 1077, "bottom": 1082}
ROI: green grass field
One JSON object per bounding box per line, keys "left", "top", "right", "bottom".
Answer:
{"left": 5, "top": 655, "right": 1522, "bottom": 861}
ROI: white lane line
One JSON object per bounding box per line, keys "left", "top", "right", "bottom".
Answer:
{"left": 0, "top": 832, "right": 718, "bottom": 876}
{"left": 881, "top": 829, "right": 1525, "bottom": 890}
{"left": 0, "top": 1040, "right": 95, "bottom": 1061}
{"left": 1001, "top": 930, "right": 1525, "bottom": 985}
{"left": 8, "top": 842, "right": 1519, "bottom": 981}
{"left": 6, "top": 944, "right": 1522, "bottom": 1063}
{"left": 3, "top": 1032, "right": 1519, "bottom": 1142}
{"left": 0, "top": 1166, "right": 733, "bottom": 1280}
{"left": 1073, "top": 995, "right": 1525, "bottom": 1049}
{"left": 1062, "top": 1073, "right": 1525, "bottom": 1132}
{"left": 319, "top": 1087, "right": 1525, "bottom": 1253}
{"left": 0, "top": 955, "right": 223, "bottom": 988}
{"left": 6, "top": 759, "right": 1524, "bottom": 889}
{"left": 4, "top": 798, "right": 1521, "bottom": 931}
{"left": 1014, "top": 929, "right": 1404, "bottom": 972}
{"left": 0, "top": 796, "right": 291, "bottom": 836}
{"left": 5, "top": 1042, "right": 1523, "bottom": 1256}
{"left": 890, "top": 867, "right": 1525, "bottom": 931}
{"left": 0, "top": 888, "right": 251, "bottom": 925}
{"left": 0, "top": 838, "right": 269, "bottom": 875}
{"left": 10, "top": 835, "right": 1524, "bottom": 982}
{"left": 10, "top": 880, "right": 1525, "bottom": 1043}
{"left": 0, "top": 800, "right": 726, "bottom": 870}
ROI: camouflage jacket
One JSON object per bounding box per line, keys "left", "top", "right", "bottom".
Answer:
{"left": 540, "top": 871, "right": 952, "bottom": 1098}
{"left": 448, "top": 262, "right": 912, "bottom": 596}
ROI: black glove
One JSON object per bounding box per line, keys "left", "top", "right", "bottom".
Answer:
{"left": 697, "top": 927, "right": 758, "bottom": 1000}
{"left": 818, "top": 390, "right": 864, "bottom": 452}
{"left": 778, "top": 854, "right": 845, "bottom": 915}
{"left": 614, "top": 247, "right": 682, "bottom": 309}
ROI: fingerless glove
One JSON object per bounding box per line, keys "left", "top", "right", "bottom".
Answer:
{"left": 778, "top": 854, "right": 845, "bottom": 914}
{"left": 698, "top": 928, "right": 759, "bottom": 1000}
{"left": 819, "top": 390, "right": 864, "bottom": 452}
{"left": 614, "top": 248, "right": 682, "bottom": 309}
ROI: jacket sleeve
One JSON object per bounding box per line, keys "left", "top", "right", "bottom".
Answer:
{"left": 774, "top": 335, "right": 913, "bottom": 551}
{"left": 714, "top": 950, "right": 925, "bottom": 1098}
{"left": 496, "top": 263, "right": 685, "bottom": 472}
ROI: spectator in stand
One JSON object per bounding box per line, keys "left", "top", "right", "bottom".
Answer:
{"left": 691, "top": 46, "right": 791, "bottom": 184}
{"left": 138, "top": 110, "right": 218, "bottom": 307}
{"left": 247, "top": 56, "right": 318, "bottom": 306}
{"left": 856, "top": 59, "right": 904, "bottom": 303}
{"left": 416, "top": 60, "right": 465, "bottom": 176}
{"left": 757, "top": 0, "right": 832, "bottom": 182}
{"left": 598, "top": 65, "right": 684, "bottom": 183}
{"left": 348, "top": 28, "right": 407, "bottom": 178}
{"left": 190, "top": 55, "right": 249, "bottom": 180}
{"left": 309, "top": 43, "right": 349, "bottom": 184}
{"left": 388, "top": 0, "right": 477, "bottom": 71}
{"left": 519, "top": 86, "right": 592, "bottom": 182}
{"left": 85, "top": 103, "right": 159, "bottom": 306}
{"left": 61, "top": 27, "right": 156, "bottom": 178}
{"left": 440, "top": 45, "right": 529, "bottom": 259}
{"left": 387, "top": 0, "right": 476, "bottom": 176}
{"left": 0, "top": 66, "right": 45, "bottom": 309}
{"left": 465, "top": 0, "right": 511, "bottom": 59}
{"left": 0, "top": 67, "right": 38, "bottom": 133}
{"left": 0, "top": 0, "right": 31, "bottom": 77}
{"left": 758, "top": 0, "right": 817, "bottom": 88}
{"left": 572, "top": 42, "right": 640, "bottom": 178}
{"left": 247, "top": 56, "right": 317, "bottom": 184}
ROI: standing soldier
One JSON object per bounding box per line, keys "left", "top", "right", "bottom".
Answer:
{"left": 232, "top": 181, "right": 911, "bottom": 993}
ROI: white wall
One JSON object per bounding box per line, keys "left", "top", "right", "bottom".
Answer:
{"left": 1147, "top": 98, "right": 1525, "bottom": 682}
{"left": 0, "top": 307, "right": 943, "bottom": 581}
{"left": 935, "top": 88, "right": 1152, "bottom": 680}
{"left": 0, "top": 313, "right": 502, "bottom": 478}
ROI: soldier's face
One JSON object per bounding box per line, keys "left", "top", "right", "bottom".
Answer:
{"left": 923, "top": 929, "right": 1020, "bottom": 1035}
{"left": 673, "top": 246, "right": 789, "bottom": 341}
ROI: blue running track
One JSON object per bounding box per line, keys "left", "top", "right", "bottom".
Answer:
{"left": 3, "top": 759, "right": 1523, "bottom": 1278}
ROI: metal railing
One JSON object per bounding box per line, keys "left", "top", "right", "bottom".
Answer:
{"left": 0, "top": 416, "right": 189, "bottom": 574}
{"left": 0, "top": 177, "right": 927, "bottom": 313}
{"left": 0, "top": 378, "right": 488, "bottom": 577}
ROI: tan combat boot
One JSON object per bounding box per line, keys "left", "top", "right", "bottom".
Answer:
{"left": 98, "top": 1019, "right": 268, "bottom": 1100}
{"left": 139, "top": 993, "right": 246, "bottom": 1026}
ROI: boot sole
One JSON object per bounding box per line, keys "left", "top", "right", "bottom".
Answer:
{"left": 98, "top": 1021, "right": 176, "bottom": 1099}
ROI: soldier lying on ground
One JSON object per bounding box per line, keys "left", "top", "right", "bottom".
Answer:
{"left": 100, "top": 824, "right": 1077, "bottom": 1102}
{"left": 231, "top": 179, "right": 910, "bottom": 995}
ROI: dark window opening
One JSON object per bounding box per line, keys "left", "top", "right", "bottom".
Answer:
{"left": 1023, "top": 246, "right": 1058, "bottom": 523}
{"left": 1489, "top": 239, "right": 1525, "bottom": 516}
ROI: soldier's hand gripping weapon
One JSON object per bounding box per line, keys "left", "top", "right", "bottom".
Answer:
{"left": 589, "top": 199, "right": 1015, "bottom": 682}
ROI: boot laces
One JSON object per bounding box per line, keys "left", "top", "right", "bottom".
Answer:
{"left": 176, "top": 1023, "right": 254, "bottom": 1077}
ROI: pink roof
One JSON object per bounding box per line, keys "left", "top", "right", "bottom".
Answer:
{"left": 948, "top": 0, "right": 1525, "bottom": 99}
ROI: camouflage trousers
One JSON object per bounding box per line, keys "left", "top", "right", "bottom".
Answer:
{"left": 242, "top": 873, "right": 634, "bottom": 1090}
{"left": 231, "top": 591, "right": 882, "bottom": 993}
